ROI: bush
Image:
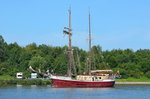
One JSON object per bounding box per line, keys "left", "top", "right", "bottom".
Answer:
{"left": 146, "top": 71, "right": 150, "bottom": 78}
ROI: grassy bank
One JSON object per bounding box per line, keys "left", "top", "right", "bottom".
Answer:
{"left": 0, "top": 75, "right": 51, "bottom": 86}
{"left": 0, "top": 79, "right": 52, "bottom": 86}
{"left": 0, "top": 75, "right": 14, "bottom": 80}
{"left": 116, "top": 78, "right": 150, "bottom": 82}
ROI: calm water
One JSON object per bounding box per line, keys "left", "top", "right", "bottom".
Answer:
{"left": 0, "top": 85, "right": 150, "bottom": 99}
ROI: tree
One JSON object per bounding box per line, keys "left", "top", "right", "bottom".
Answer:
{"left": 53, "top": 54, "right": 67, "bottom": 75}
{"left": 146, "top": 71, "right": 150, "bottom": 78}
{"left": 1, "top": 34, "right": 150, "bottom": 79}
{"left": 0, "top": 35, "right": 7, "bottom": 62}
{"left": 28, "top": 56, "right": 47, "bottom": 72}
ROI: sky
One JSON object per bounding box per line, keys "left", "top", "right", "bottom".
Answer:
{"left": 0, "top": 0, "right": 150, "bottom": 51}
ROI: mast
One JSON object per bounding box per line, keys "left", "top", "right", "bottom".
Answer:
{"left": 68, "top": 7, "right": 72, "bottom": 53}
{"left": 88, "top": 10, "right": 92, "bottom": 75}
{"left": 63, "top": 7, "right": 76, "bottom": 77}
{"left": 89, "top": 11, "right": 92, "bottom": 52}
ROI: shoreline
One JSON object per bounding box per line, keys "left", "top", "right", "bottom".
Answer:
{"left": 1, "top": 79, "right": 150, "bottom": 86}
{"left": 116, "top": 82, "right": 150, "bottom": 85}
{"left": 0, "top": 79, "right": 51, "bottom": 86}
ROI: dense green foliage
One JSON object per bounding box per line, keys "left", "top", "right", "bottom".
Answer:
{"left": 0, "top": 35, "right": 150, "bottom": 79}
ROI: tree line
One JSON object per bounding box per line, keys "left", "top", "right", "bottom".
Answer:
{"left": 0, "top": 35, "right": 150, "bottom": 79}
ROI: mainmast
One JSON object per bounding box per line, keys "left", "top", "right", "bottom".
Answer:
{"left": 63, "top": 8, "right": 76, "bottom": 77}
{"left": 87, "top": 10, "right": 92, "bottom": 75}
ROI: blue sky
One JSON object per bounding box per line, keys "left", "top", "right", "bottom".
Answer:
{"left": 0, "top": 0, "right": 150, "bottom": 51}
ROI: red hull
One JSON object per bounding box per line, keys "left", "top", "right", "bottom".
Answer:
{"left": 51, "top": 78, "right": 115, "bottom": 88}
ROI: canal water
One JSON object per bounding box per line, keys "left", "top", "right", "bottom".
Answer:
{"left": 0, "top": 85, "right": 150, "bottom": 99}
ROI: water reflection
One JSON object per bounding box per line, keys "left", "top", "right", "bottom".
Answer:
{"left": 0, "top": 85, "right": 150, "bottom": 99}
{"left": 77, "top": 87, "right": 115, "bottom": 91}
{"left": 16, "top": 84, "right": 22, "bottom": 87}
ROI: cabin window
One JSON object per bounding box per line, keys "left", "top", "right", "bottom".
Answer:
{"left": 95, "top": 77, "right": 98, "bottom": 79}
{"left": 109, "top": 73, "right": 112, "bottom": 76}
{"left": 99, "top": 77, "right": 101, "bottom": 79}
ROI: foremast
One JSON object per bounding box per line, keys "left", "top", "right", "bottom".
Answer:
{"left": 63, "top": 8, "right": 76, "bottom": 77}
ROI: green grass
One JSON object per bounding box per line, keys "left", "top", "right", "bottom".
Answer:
{"left": 0, "top": 79, "right": 52, "bottom": 86}
{"left": 0, "top": 75, "right": 14, "bottom": 80}
{"left": 116, "top": 77, "right": 150, "bottom": 82}
{"left": 0, "top": 75, "right": 52, "bottom": 86}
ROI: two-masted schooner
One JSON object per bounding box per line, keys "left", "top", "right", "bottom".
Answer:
{"left": 49, "top": 9, "right": 119, "bottom": 88}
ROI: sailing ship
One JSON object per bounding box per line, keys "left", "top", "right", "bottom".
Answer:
{"left": 50, "top": 9, "right": 119, "bottom": 88}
